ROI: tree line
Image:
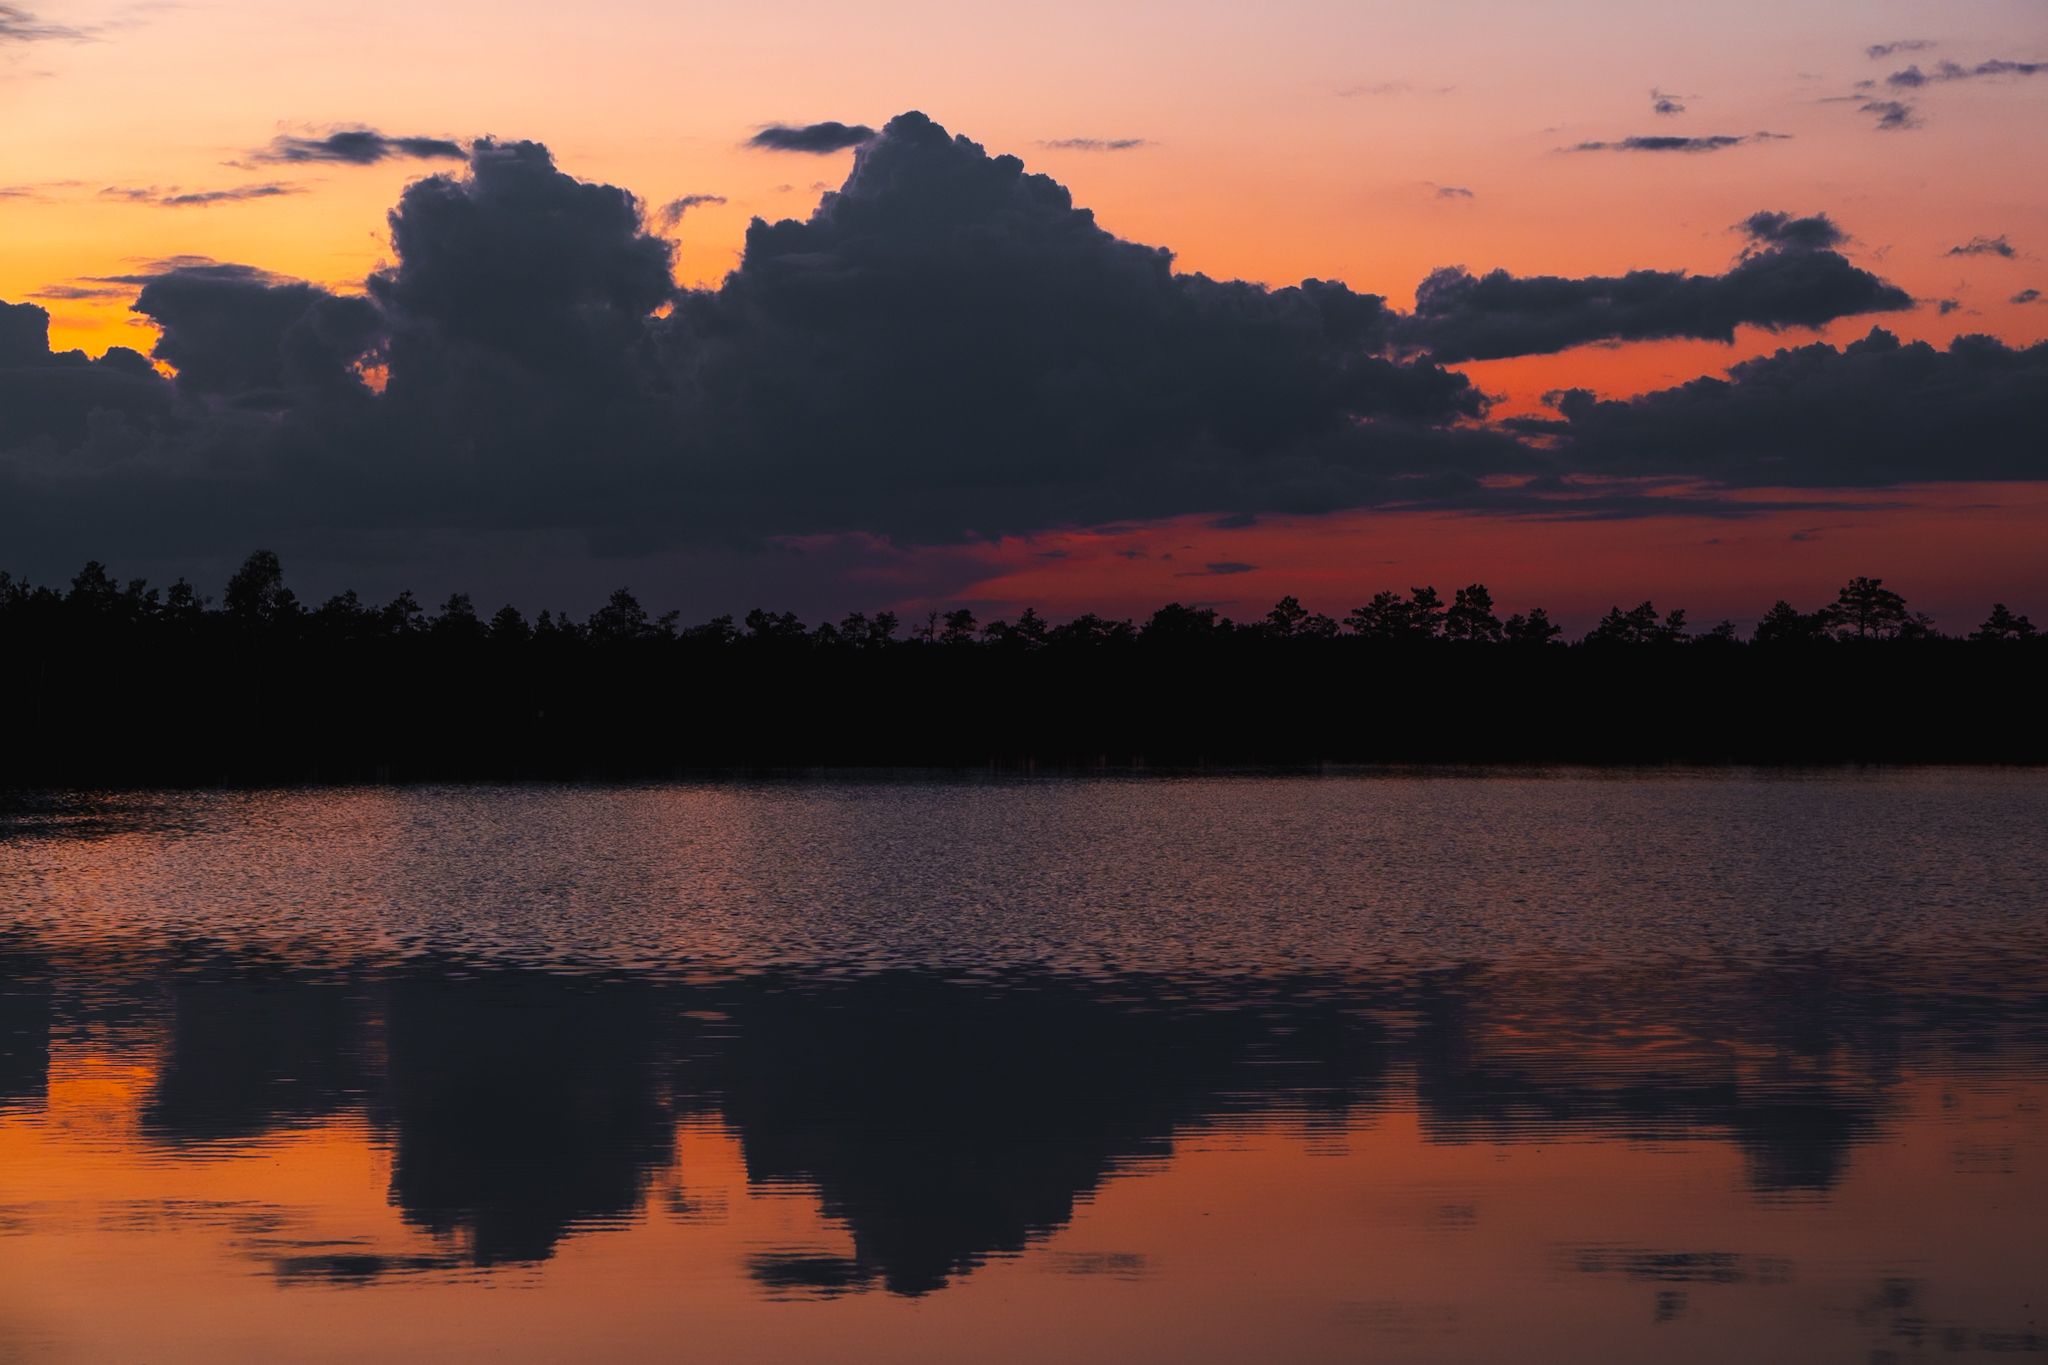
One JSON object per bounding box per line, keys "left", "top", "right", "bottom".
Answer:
{"left": 1, "top": 551, "right": 2037, "bottom": 650}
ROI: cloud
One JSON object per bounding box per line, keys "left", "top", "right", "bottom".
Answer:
{"left": 0, "top": 111, "right": 2033, "bottom": 590}
{"left": 1434, "top": 184, "right": 1475, "bottom": 199}
{"left": 1888, "top": 58, "right": 2046, "bottom": 88}
{"left": 1565, "top": 133, "right": 1787, "bottom": 153}
{"left": 1037, "top": 138, "right": 1151, "bottom": 152}
{"left": 656, "top": 193, "right": 725, "bottom": 229}
{"left": 252, "top": 130, "right": 467, "bottom": 165}
{"left": 746, "top": 121, "right": 875, "bottom": 153}
{"left": 133, "top": 261, "right": 380, "bottom": 400}
{"left": 1866, "top": 40, "right": 1934, "bottom": 60}
{"left": 1511, "top": 328, "right": 2048, "bottom": 488}
{"left": 100, "top": 183, "right": 301, "bottom": 207}
{"left": 0, "top": 4, "right": 84, "bottom": 42}
{"left": 2015, "top": 289, "right": 2042, "bottom": 305}
{"left": 1738, "top": 210, "right": 1847, "bottom": 252}
{"left": 1651, "top": 88, "right": 1687, "bottom": 115}
{"left": 1946, "top": 235, "right": 2017, "bottom": 259}
{"left": 25, "top": 283, "right": 131, "bottom": 300}
{"left": 1859, "top": 99, "right": 1919, "bottom": 130}
{"left": 1400, "top": 211, "right": 1908, "bottom": 362}
{"left": 1937, "top": 298, "right": 1961, "bottom": 315}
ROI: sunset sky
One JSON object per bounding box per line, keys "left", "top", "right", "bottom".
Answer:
{"left": 3, "top": 0, "right": 2044, "bottom": 627}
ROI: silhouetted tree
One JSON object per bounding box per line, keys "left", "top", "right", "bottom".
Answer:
{"left": 744, "top": 608, "right": 805, "bottom": 641}
{"left": 1260, "top": 596, "right": 1337, "bottom": 639}
{"left": 1827, "top": 576, "right": 1910, "bottom": 641}
{"left": 1345, "top": 587, "right": 1443, "bottom": 641}
{"left": 589, "top": 588, "right": 653, "bottom": 644}
{"left": 1585, "top": 601, "right": 1687, "bottom": 646}
{"left": 1443, "top": 584, "right": 1502, "bottom": 643}
{"left": 685, "top": 614, "right": 738, "bottom": 645}
{"left": 68, "top": 561, "right": 120, "bottom": 615}
{"left": 163, "top": 578, "right": 206, "bottom": 624}
{"left": 488, "top": 605, "right": 531, "bottom": 644}
{"left": 1502, "top": 607, "right": 1561, "bottom": 646}
{"left": 1050, "top": 613, "right": 1135, "bottom": 646}
{"left": 433, "top": 593, "right": 486, "bottom": 643}
{"left": 225, "top": 550, "right": 298, "bottom": 628}
{"left": 939, "top": 609, "right": 979, "bottom": 645}
{"left": 380, "top": 590, "right": 425, "bottom": 637}
{"left": 1754, "top": 600, "right": 1828, "bottom": 645}
{"left": 1972, "top": 603, "right": 2037, "bottom": 641}
{"left": 315, "top": 590, "right": 378, "bottom": 641}
{"left": 1143, "top": 602, "right": 1223, "bottom": 641}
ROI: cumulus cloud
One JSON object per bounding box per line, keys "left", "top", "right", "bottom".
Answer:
{"left": 1565, "top": 132, "right": 1787, "bottom": 153}
{"left": 252, "top": 130, "right": 467, "bottom": 165}
{"left": 1512, "top": 328, "right": 2048, "bottom": 488}
{"left": 0, "top": 111, "right": 2034, "bottom": 589}
{"left": 1398, "top": 211, "right": 1908, "bottom": 362}
{"left": 746, "top": 121, "right": 875, "bottom": 153}
{"left": 133, "top": 262, "right": 380, "bottom": 400}
{"left": 656, "top": 193, "right": 725, "bottom": 228}
{"left": 1947, "top": 235, "right": 2017, "bottom": 258}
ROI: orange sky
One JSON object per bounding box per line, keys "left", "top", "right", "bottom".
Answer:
{"left": 2, "top": 0, "right": 2044, "bottom": 623}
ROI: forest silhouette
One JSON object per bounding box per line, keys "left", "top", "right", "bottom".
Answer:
{"left": 2, "top": 551, "right": 2042, "bottom": 780}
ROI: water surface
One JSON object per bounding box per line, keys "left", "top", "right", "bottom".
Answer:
{"left": 2, "top": 772, "right": 2044, "bottom": 1362}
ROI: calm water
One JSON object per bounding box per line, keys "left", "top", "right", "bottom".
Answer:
{"left": 2, "top": 772, "right": 2044, "bottom": 1363}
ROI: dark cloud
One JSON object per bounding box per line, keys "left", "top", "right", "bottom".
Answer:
{"left": 1888, "top": 58, "right": 2046, "bottom": 88}
{"left": 1400, "top": 212, "right": 1908, "bottom": 362}
{"left": 134, "top": 262, "right": 381, "bottom": 401}
{"left": 100, "top": 183, "right": 301, "bottom": 208}
{"left": 0, "top": 4, "right": 84, "bottom": 42}
{"left": 670, "top": 112, "right": 1489, "bottom": 538}
{"left": 1937, "top": 298, "right": 1962, "bottom": 315}
{"left": 0, "top": 111, "right": 2036, "bottom": 592}
{"left": 1434, "top": 184, "right": 1475, "bottom": 199}
{"left": 1866, "top": 40, "right": 1933, "bottom": 60}
{"left": 656, "top": 193, "right": 725, "bottom": 229}
{"left": 1739, "top": 210, "right": 1847, "bottom": 252}
{"left": 1513, "top": 328, "right": 2048, "bottom": 488}
{"left": 0, "top": 299, "right": 168, "bottom": 452}
{"left": 1566, "top": 132, "right": 1787, "bottom": 153}
{"left": 746, "top": 122, "right": 875, "bottom": 153}
{"left": 1037, "top": 138, "right": 1151, "bottom": 152}
{"left": 1859, "top": 98, "right": 1919, "bottom": 130}
{"left": 1651, "top": 88, "right": 1687, "bottom": 116}
{"left": 2015, "top": 289, "right": 2042, "bottom": 305}
{"left": 252, "top": 130, "right": 467, "bottom": 165}
{"left": 1177, "top": 561, "right": 1257, "bottom": 576}
{"left": 1947, "top": 235, "right": 2017, "bottom": 259}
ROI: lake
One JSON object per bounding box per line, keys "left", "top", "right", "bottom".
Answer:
{"left": 2, "top": 771, "right": 2045, "bottom": 1362}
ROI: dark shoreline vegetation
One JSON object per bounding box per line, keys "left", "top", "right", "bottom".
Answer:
{"left": 4, "top": 551, "right": 2043, "bottom": 782}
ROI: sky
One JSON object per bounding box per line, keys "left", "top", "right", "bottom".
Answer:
{"left": 2, "top": 0, "right": 2044, "bottom": 628}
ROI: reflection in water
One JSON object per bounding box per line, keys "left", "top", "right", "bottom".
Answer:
{"left": 2, "top": 774, "right": 2046, "bottom": 1362}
